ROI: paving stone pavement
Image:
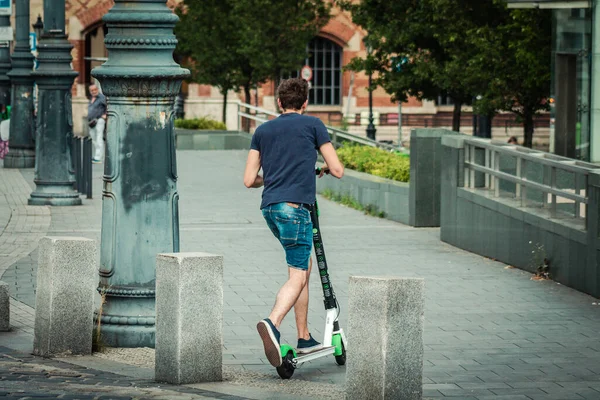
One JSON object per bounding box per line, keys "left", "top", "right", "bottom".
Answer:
{"left": 1, "top": 151, "right": 600, "bottom": 399}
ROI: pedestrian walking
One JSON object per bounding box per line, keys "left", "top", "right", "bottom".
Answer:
{"left": 87, "top": 84, "right": 107, "bottom": 163}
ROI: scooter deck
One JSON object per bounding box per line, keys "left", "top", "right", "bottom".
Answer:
{"left": 293, "top": 346, "right": 335, "bottom": 364}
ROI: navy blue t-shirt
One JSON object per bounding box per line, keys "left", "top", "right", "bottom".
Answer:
{"left": 250, "top": 113, "right": 331, "bottom": 209}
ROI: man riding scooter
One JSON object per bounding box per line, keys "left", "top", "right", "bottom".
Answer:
{"left": 243, "top": 77, "right": 344, "bottom": 368}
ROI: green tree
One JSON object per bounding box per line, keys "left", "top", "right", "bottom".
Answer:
{"left": 175, "top": 0, "right": 243, "bottom": 123}
{"left": 340, "top": 0, "right": 551, "bottom": 142}
{"left": 471, "top": 8, "right": 552, "bottom": 148}
{"left": 342, "top": 0, "right": 505, "bottom": 131}
{"left": 175, "top": 0, "right": 330, "bottom": 127}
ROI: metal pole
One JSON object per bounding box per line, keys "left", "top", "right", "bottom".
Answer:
{"left": 81, "top": 137, "right": 88, "bottom": 195}
{"left": 72, "top": 136, "right": 78, "bottom": 191}
{"left": 5, "top": 0, "right": 36, "bottom": 168}
{"left": 28, "top": 0, "right": 80, "bottom": 205}
{"left": 0, "top": 13, "right": 11, "bottom": 108}
{"left": 366, "top": 72, "right": 376, "bottom": 140}
{"left": 85, "top": 137, "right": 92, "bottom": 199}
{"left": 397, "top": 101, "right": 402, "bottom": 148}
{"left": 92, "top": 0, "right": 189, "bottom": 347}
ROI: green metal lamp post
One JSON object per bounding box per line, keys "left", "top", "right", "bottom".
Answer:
{"left": 5, "top": 0, "right": 35, "bottom": 168}
{"left": 28, "top": 0, "right": 81, "bottom": 205}
{"left": 365, "top": 41, "right": 377, "bottom": 141}
{"left": 92, "top": 0, "right": 189, "bottom": 347}
{"left": 0, "top": 13, "right": 10, "bottom": 109}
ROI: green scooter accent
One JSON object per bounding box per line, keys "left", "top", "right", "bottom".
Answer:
{"left": 332, "top": 334, "right": 343, "bottom": 356}
{"left": 280, "top": 344, "right": 297, "bottom": 358}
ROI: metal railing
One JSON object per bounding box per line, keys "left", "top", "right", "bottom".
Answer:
{"left": 463, "top": 137, "right": 599, "bottom": 221}
{"left": 236, "top": 102, "right": 401, "bottom": 152}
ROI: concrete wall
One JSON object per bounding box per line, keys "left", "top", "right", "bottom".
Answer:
{"left": 316, "top": 168, "right": 410, "bottom": 224}
{"left": 317, "top": 129, "right": 457, "bottom": 227}
{"left": 409, "top": 129, "right": 460, "bottom": 227}
{"left": 175, "top": 129, "right": 251, "bottom": 150}
{"left": 440, "top": 135, "right": 600, "bottom": 298}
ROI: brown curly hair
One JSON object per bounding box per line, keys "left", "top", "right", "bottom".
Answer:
{"left": 277, "top": 78, "right": 309, "bottom": 111}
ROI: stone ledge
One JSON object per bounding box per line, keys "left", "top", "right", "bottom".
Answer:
{"left": 316, "top": 168, "right": 409, "bottom": 224}
{"left": 174, "top": 129, "right": 251, "bottom": 150}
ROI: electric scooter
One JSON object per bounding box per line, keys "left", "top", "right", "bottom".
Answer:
{"left": 275, "top": 168, "right": 348, "bottom": 379}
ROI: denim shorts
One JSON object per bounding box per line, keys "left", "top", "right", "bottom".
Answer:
{"left": 262, "top": 202, "right": 313, "bottom": 270}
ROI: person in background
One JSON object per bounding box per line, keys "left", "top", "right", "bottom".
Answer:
{"left": 0, "top": 105, "right": 10, "bottom": 159}
{"left": 88, "top": 84, "right": 107, "bottom": 164}
{"left": 507, "top": 136, "right": 518, "bottom": 145}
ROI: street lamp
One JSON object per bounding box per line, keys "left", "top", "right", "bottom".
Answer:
{"left": 32, "top": 15, "right": 44, "bottom": 39}
{"left": 28, "top": 0, "right": 81, "bottom": 205}
{"left": 5, "top": 0, "right": 36, "bottom": 168}
{"left": 92, "top": 0, "right": 190, "bottom": 348}
{"left": 365, "top": 40, "right": 376, "bottom": 141}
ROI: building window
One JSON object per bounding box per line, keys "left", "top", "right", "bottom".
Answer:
{"left": 435, "top": 94, "right": 454, "bottom": 106}
{"left": 287, "top": 37, "right": 342, "bottom": 106}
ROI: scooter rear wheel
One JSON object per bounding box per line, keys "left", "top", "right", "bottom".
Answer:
{"left": 276, "top": 351, "right": 295, "bottom": 379}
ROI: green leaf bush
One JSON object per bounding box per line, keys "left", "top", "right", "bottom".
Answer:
{"left": 174, "top": 117, "right": 227, "bottom": 131}
{"left": 336, "top": 145, "right": 410, "bottom": 182}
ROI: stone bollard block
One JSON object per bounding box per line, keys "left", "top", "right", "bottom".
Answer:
{"left": 347, "top": 276, "right": 424, "bottom": 400}
{"left": 0, "top": 281, "right": 9, "bottom": 331}
{"left": 155, "top": 252, "right": 223, "bottom": 384}
{"left": 33, "top": 237, "right": 97, "bottom": 357}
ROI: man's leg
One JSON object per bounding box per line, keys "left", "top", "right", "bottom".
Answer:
{"left": 268, "top": 267, "right": 308, "bottom": 328}
{"left": 258, "top": 266, "right": 307, "bottom": 367}
{"left": 293, "top": 257, "right": 312, "bottom": 340}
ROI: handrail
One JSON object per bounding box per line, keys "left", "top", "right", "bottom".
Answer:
{"left": 466, "top": 138, "right": 598, "bottom": 174}
{"left": 462, "top": 137, "right": 598, "bottom": 220}
{"left": 236, "top": 102, "right": 403, "bottom": 152}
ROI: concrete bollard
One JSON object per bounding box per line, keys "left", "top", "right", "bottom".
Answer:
{"left": 346, "top": 276, "right": 424, "bottom": 400}
{"left": 33, "top": 237, "right": 97, "bottom": 357}
{"left": 0, "top": 281, "right": 9, "bottom": 331}
{"left": 155, "top": 252, "right": 223, "bottom": 384}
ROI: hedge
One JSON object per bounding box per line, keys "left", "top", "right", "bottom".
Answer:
{"left": 174, "top": 117, "right": 227, "bottom": 131}
{"left": 336, "top": 144, "right": 410, "bottom": 183}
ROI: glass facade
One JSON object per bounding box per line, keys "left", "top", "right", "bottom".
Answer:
{"left": 551, "top": 8, "right": 592, "bottom": 160}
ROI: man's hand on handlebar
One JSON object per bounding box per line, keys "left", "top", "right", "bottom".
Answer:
{"left": 316, "top": 166, "right": 331, "bottom": 178}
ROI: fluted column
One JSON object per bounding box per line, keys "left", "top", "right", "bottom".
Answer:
{"left": 91, "top": 0, "right": 189, "bottom": 347}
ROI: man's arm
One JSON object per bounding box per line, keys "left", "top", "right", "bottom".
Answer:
{"left": 243, "top": 149, "right": 264, "bottom": 188}
{"left": 319, "top": 142, "right": 344, "bottom": 179}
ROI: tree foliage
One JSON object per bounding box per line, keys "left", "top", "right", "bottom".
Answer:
{"left": 340, "top": 0, "right": 551, "bottom": 144}
{"left": 470, "top": 8, "right": 552, "bottom": 147}
{"left": 175, "top": 0, "right": 330, "bottom": 124}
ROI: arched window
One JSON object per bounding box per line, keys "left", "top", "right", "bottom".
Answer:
{"left": 289, "top": 37, "right": 343, "bottom": 106}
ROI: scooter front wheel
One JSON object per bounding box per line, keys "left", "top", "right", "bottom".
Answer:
{"left": 276, "top": 350, "right": 295, "bottom": 379}
{"left": 334, "top": 341, "right": 346, "bottom": 366}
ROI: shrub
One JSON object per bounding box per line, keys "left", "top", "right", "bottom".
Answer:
{"left": 174, "top": 117, "right": 227, "bottom": 130}
{"left": 336, "top": 144, "right": 410, "bottom": 182}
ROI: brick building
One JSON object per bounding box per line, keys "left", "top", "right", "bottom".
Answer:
{"left": 24, "top": 0, "right": 549, "bottom": 145}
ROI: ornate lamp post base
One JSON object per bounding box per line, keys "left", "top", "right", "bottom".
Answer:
{"left": 95, "top": 292, "right": 156, "bottom": 348}
{"left": 92, "top": 0, "right": 189, "bottom": 347}
{"left": 28, "top": 9, "right": 80, "bottom": 206}
{"left": 29, "top": 182, "right": 82, "bottom": 206}
{"left": 4, "top": 149, "right": 35, "bottom": 168}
